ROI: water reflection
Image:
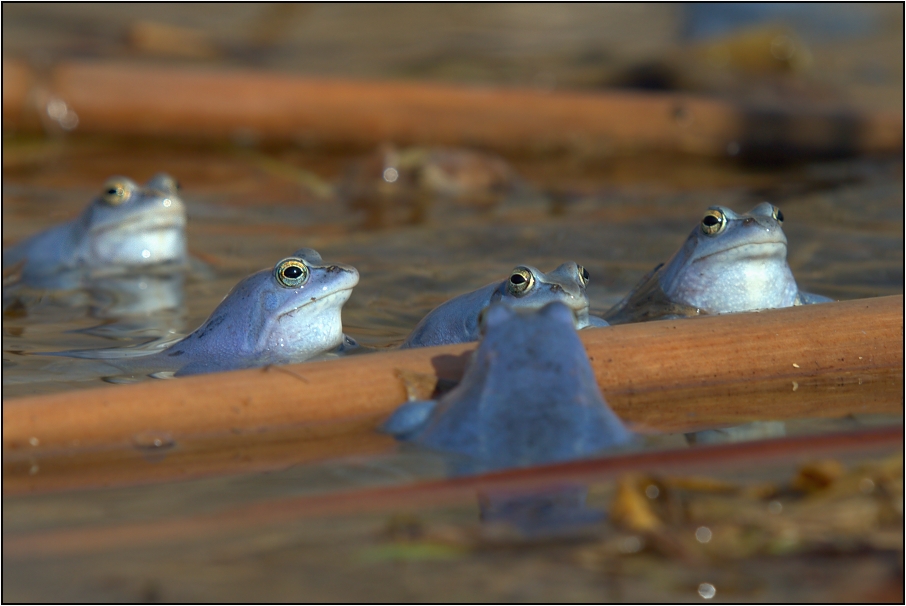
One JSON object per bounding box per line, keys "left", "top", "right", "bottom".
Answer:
{"left": 80, "top": 271, "right": 186, "bottom": 336}
{"left": 3, "top": 269, "right": 186, "bottom": 343}
{"left": 340, "top": 145, "right": 526, "bottom": 229}
{"left": 686, "top": 420, "right": 787, "bottom": 445}
{"left": 478, "top": 484, "right": 604, "bottom": 540}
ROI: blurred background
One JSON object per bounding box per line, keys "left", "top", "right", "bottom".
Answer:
{"left": 3, "top": 2, "right": 903, "bottom": 111}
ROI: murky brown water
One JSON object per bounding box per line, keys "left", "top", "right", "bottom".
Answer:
{"left": 3, "top": 136, "right": 902, "bottom": 601}
{"left": 3, "top": 3, "right": 903, "bottom": 602}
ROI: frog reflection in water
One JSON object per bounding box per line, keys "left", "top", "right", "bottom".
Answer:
{"left": 88, "top": 249, "right": 359, "bottom": 377}
{"left": 383, "top": 302, "right": 633, "bottom": 472}
{"left": 604, "top": 202, "right": 832, "bottom": 324}
{"left": 401, "top": 262, "right": 609, "bottom": 348}
{"left": 3, "top": 174, "right": 187, "bottom": 290}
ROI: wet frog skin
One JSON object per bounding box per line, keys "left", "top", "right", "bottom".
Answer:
{"left": 401, "top": 262, "right": 609, "bottom": 348}
{"left": 383, "top": 302, "right": 633, "bottom": 472}
{"left": 604, "top": 202, "right": 832, "bottom": 324}
{"left": 86, "top": 249, "right": 359, "bottom": 376}
{"left": 3, "top": 174, "right": 188, "bottom": 289}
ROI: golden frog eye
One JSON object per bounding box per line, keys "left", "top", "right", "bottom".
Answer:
{"left": 771, "top": 205, "right": 784, "bottom": 224}
{"left": 507, "top": 267, "right": 535, "bottom": 295}
{"left": 577, "top": 265, "right": 590, "bottom": 287}
{"left": 700, "top": 209, "right": 727, "bottom": 236}
{"left": 100, "top": 178, "right": 134, "bottom": 206}
{"left": 274, "top": 258, "right": 309, "bottom": 288}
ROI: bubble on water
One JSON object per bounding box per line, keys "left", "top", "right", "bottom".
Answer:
{"left": 698, "top": 583, "right": 716, "bottom": 599}
{"left": 644, "top": 484, "right": 660, "bottom": 499}
{"left": 619, "top": 535, "right": 643, "bottom": 554}
{"left": 770, "top": 35, "right": 796, "bottom": 61}
{"left": 768, "top": 500, "right": 783, "bottom": 514}
{"left": 46, "top": 97, "right": 79, "bottom": 130}
{"left": 695, "top": 526, "right": 712, "bottom": 543}
{"left": 383, "top": 167, "right": 399, "bottom": 183}
{"left": 131, "top": 431, "right": 175, "bottom": 450}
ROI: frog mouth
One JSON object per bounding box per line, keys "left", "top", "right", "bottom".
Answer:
{"left": 694, "top": 240, "right": 787, "bottom": 263}
{"left": 91, "top": 210, "right": 186, "bottom": 237}
{"left": 277, "top": 287, "right": 355, "bottom": 320}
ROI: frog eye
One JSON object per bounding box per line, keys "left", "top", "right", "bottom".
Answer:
{"left": 771, "top": 205, "right": 784, "bottom": 224}
{"left": 700, "top": 209, "right": 727, "bottom": 236}
{"left": 100, "top": 178, "right": 134, "bottom": 206}
{"left": 274, "top": 258, "right": 309, "bottom": 288}
{"left": 507, "top": 267, "right": 535, "bottom": 295}
{"left": 577, "top": 265, "right": 590, "bottom": 287}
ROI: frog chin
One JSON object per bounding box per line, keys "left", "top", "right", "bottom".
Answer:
{"left": 672, "top": 254, "right": 798, "bottom": 312}
{"left": 89, "top": 228, "right": 187, "bottom": 267}
{"left": 260, "top": 289, "right": 353, "bottom": 357}
{"left": 695, "top": 241, "right": 788, "bottom": 264}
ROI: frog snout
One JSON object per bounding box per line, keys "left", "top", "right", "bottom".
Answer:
{"left": 744, "top": 217, "right": 775, "bottom": 231}
{"left": 325, "top": 264, "right": 360, "bottom": 284}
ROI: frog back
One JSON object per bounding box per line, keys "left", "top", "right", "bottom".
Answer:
{"left": 400, "top": 282, "right": 498, "bottom": 348}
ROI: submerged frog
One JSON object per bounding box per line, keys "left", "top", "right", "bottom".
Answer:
{"left": 80, "top": 249, "right": 359, "bottom": 377}
{"left": 383, "top": 302, "right": 633, "bottom": 471}
{"left": 3, "top": 174, "right": 187, "bottom": 289}
{"left": 341, "top": 145, "right": 520, "bottom": 229}
{"left": 604, "top": 202, "right": 832, "bottom": 324}
{"left": 401, "top": 262, "right": 609, "bottom": 348}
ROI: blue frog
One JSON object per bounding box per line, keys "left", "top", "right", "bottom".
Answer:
{"left": 383, "top": 301, "right": 632, "bottom": 471}
{"left": 71, "top": 248, "right": 359, "bottom": 377}
{"left": 401, "top": 262, "right": 609, "bottom": 348}
{"left": 604, "top": 202, "right": 832, "bottom": 324}
{"left": 3, "top": 174, "right": 187, "bottom": 290}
